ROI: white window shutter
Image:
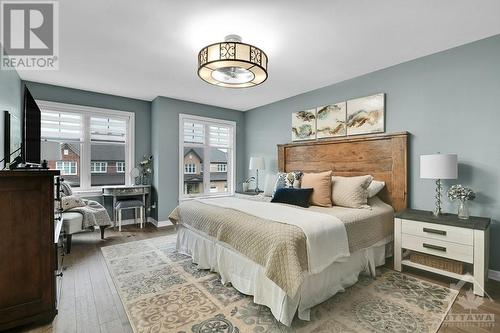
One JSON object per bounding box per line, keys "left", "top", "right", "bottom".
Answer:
{"left": 41, "top": 110, "right": 82, "bottom": 141}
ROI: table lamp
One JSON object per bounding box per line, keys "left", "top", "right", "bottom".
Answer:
{"left": 420, "top": 153, "right": 458, "bottom": 216}
{"left": 40, "top": 140, "right": 61, "bottom": 169}
{"left": 249, "top": 157, "right": 265, "bottom": 192}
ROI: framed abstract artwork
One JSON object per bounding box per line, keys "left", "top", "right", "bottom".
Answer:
{"left": 346, "top": 93, "right": 385, "bottom": 136}
{"left": 316, "top": 102, "right": 347, "bottom": 139}
{"left": 292, "top": 109, "right": 316, "bottom": 141}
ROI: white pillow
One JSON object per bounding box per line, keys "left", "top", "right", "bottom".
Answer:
{"left": 331, "top": 175, "right": 373, "bottom": 208}
{"left": 367, "top": 180, "right": 385, "bottom": 198}
{"left": 61, "top": 195, "right": 86, "bottom": 211}
{"left": 263, "top": 173, "right": 278, "bottom": 197}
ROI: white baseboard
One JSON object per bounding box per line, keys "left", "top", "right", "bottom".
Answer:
{"left": 488, "top": 269, "right": 500, "bottom": 281}
{"left": 113, "top": 217, "right": 174, "bottom": 229}
{"left": 148, "top": 217, "right": 174, "bottom": 228}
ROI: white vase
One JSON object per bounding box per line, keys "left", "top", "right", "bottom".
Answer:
{"left": 458, "top": 200, "right": 469, "bottom": 220}
{"left": 242, "top": 183, "right": 249, "bottom": 192}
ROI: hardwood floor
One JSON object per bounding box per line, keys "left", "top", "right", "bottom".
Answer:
{"left": 9, "top": 225, "right": 500, "bottom": 333}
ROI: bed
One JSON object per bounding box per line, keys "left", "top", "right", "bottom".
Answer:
{"left": 170, "top": 132, "right": 408, "bottom": 326}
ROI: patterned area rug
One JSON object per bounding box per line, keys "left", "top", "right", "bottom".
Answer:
{"left": 101, "top": 235, "right": 458, "bottom": 333}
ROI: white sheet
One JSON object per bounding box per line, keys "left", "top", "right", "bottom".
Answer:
{"left": 177, "top": 225, "right": 391, "bottom": 326}
{"left": 195, "top": 197, "right": 350, "bottom": 274}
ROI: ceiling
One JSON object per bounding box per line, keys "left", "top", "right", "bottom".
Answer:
{"left": 17, "top": 0, "right": 500, "bottom": 111}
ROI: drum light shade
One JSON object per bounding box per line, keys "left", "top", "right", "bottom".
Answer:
{"left": 198, "top": 35, "right": 268, "bottom": 88}
{"left": 249, "top": 156, "right": 265, "bottom": 170}
{"left": 420, "top": 154, "right": 458, "bottom": 179}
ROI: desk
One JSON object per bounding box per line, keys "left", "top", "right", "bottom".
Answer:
{"left": 102, "top": 185, "right": 151, "bottom": 222}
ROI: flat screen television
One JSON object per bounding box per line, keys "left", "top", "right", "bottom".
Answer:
{"left": 22, "top": 87, "right": 41, "bottom": 164}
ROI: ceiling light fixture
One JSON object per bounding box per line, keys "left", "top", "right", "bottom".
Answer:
{"left": 198, "top": 34, "right": 268, "bottom": 88}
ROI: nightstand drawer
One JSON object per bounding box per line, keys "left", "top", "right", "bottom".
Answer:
{"left": 401, "top": 219, "right": 473, "bottom": 246}
{"left": 401, "top": 234, "right": 473, "bottom": 263}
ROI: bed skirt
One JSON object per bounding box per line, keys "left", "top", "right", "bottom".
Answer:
{"left": 176, "top": 224, "right": 391, "bottom": 326}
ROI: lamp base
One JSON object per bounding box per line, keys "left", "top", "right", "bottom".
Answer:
{"left": 433, "top": 179, "right": 442, "bottom": 217}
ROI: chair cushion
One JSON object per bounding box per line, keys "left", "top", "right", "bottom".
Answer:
{"left": 115, "top": 199, "right": 144, "bottom": 209}
{"left": 62, "top": 212, "right": 83, "bottom": 234}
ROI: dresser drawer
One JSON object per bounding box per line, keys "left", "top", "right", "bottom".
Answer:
{"left": 401, "top": 234, "right": 473, "bottom": 263}
{"left": 401, "top": 219, "right": 473, "bottom": 246}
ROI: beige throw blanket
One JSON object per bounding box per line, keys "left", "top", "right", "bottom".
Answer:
{"left": 170, "top": 200, "right": 311, "bottom": 297}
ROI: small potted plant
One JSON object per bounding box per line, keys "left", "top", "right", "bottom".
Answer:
{"left": 447, "top": 184, "right": 476, "bottom": 219}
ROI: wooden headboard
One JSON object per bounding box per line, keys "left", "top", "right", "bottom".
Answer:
{"left": 277, "top": 132, "right": 408, "bottom": 212}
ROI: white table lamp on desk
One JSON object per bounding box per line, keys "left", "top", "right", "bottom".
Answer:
{"left": 420, "top": 153, "right": 458, "bottom": 216}
{"left": 249, "top": 156, "right": 265, "bottom": 193}
{"left": 41, "top": 140, "right": 61, "bottom": 169}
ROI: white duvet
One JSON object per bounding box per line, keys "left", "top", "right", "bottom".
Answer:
{"left": 195, "top": 197, "right": 350, "bottom": 274}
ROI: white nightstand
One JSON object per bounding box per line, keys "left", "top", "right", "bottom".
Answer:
{"left": 394, "top": 209, "right": 490, "bottom": 296}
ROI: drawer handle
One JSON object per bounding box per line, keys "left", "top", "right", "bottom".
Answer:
{"left": 423, "top": 243, "right": 447, "bottom": 252}
{"left": 423, "top": 227, "right": 447, "bottom": 236}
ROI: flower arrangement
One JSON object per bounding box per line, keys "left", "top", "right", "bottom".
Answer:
{"left": 448, "top": 184, "right": 475, "bottom": 219}
{"left": 447, "top": 185, "right": 476, "bottom": 202}
{"left": 139, "top": 155, "right": 153, "bottom": 185}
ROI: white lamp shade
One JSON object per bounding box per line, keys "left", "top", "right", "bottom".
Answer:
{"left": 249, "top": 156, "right": 265, "bottom": 170}
{"left": 420, "top": 154, "right": 458, "bottom": 179}
{"left": 40, "top": 141, "right": 61, "bottom": 161}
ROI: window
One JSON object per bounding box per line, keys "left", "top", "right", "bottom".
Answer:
{"left": 116, "top": 162, "right": 125, "bottom": 173}
{"left": 56, "top": 161, "right": 77, "bottom": 175}
{"left": 39, "top": 101, "right": 134, "bottom": 192}
{"left": 91, "top": 162, "right": 107, "bottom": 173}
{"left": 184, "top": 163, "right": 196, "bottom": 174}
{"left": 180, "top": 114, "right": 235, "bottom": 199}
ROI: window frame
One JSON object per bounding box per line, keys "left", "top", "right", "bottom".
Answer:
{"left": 179, "top": 114, "right": 236, "bottom": 201}
{"left": 91, "top": 161, "right": 108, "bottom": 173}
{"left": 37, "top": 100, "right": 135, "bottom": 195}
{"left": 184, "top": 163, "right": 196, "bottom": 174}
{"left": 56, "top": 161, "right": 77, "bottom": 175}
{"left": 116, "top": 161, "right": 125, "bottom": 173}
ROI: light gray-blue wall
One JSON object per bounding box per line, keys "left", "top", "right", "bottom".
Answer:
{"left": 0, "top": 58, "right": 22, "bottom": 168}
{"left": 151, "top": 96, "right": 245, "bottom": 221}
{"left": 245, "top": 34, "right": 500, "bottom": 270}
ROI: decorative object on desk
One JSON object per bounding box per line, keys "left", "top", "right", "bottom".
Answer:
{"left": 131, "top": 167, "right": 141, "bottom": 185}
{"left": 241, "top": 176, "right": 255, "bottom": 192}
{"left": 139, "top": 155, "right": 153, "bottom": 185}
{"left": 40, "top": 140, "right": 61, "bottom": 169}
{"left": 316, "top": 102, "right": 346, "bottom": 138}
{"left": 346, "top": 93, "right": 385, "bottom": 136}
{"left": 447, "top": 184, "right": 476, "bottom": 220}
{"left": 249, "top": 157, "right": 265, "bottom": 192}
{"left": 292, "top": 109, "right": 316, "bottom": 141}
{"left": 420, "top": 153, "right": 458, "bottom": 216}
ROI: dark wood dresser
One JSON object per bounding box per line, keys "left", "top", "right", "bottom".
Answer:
{"left": 0, "top": 170, "right": 60, "bottom": 330}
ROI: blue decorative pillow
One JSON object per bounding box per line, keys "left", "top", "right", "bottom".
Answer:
{"left": 273, "top": 171, "right": 303, "bottom": 196}
{"left": 271, "top": 188, "right": 313, "bottom": 208}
